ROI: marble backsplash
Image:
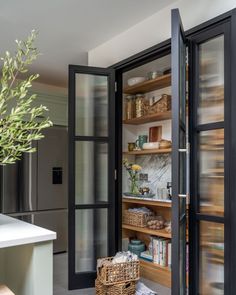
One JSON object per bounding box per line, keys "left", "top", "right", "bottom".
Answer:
{"left": 123, "top": 154, "right": 171, "bottom": 197}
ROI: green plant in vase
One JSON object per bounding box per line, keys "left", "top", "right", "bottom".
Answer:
{"left": 123, "top": 159, "right": 142, "bottom": 195}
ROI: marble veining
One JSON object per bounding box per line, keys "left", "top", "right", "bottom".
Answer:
{"left": 136, "top": 154, "right": 171, "bottom": 196}
{"left": 123, "top": 154, "right": 171, "bottom": 198}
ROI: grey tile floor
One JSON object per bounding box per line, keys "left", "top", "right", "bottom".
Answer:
{"left": 53, "top": 253, "right": 171, "bottom": 295}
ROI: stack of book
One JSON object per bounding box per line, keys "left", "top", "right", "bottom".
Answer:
{"left": 140, "top": 236, "right": 171, "bottom": 268}
{"left": 152, "top": 237, "right": 171, "bottom": 267}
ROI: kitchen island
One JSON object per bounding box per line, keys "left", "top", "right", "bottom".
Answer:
{"left": 0, "top": 214, "right": 56, "bottom": 295}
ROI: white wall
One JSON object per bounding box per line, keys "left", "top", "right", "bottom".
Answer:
{"left": 88, "top": 0, "right": 236, "bottom": 67}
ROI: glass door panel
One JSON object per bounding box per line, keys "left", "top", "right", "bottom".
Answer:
{"left": 199, "top": 221, "right": 224, "bottom": 294}
{"left": 68, "top": 65, "right": 115, "bottom": 290}
{"left": 198, "top": 36, "right": 224, "bottom": 125}
{"left": 75, "top": 208, "right": 108, "bottom": 273}
{"left": 75, "top": 141, "right": 108, "bottom": 205}
{"left": 171, "top": 9, "right": 187, "bottom": 295}
{"left": 75, "top": 73, "right": 108, "bottom": 137}
{"left": 199, "top": 129, "right": 224, "bottom": 216}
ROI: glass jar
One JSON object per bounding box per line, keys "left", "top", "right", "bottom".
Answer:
{"left": 125, "top": 95, "right": 135, "bottom": 120}
{"left": 135, "top": 94, "right": 149, "bottom": 118}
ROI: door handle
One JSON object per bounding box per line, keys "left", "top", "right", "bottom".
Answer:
{"left": 178, "top": 143, "right": 190, "bottom": 153}
{"left": 178, "top": 194, "right": 187, "bottom": 198}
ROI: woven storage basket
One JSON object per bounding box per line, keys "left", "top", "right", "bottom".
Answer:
{"left": 95, "top": 279, "right": 136, "bottom": 295}
{"left": 97, "top": 257, "right": 140, "bottom": 285}
{"left": 147, "top": 94, "right": 171, "bottom": 115}
{"left": 123, "top": 210, "right": 153, "bottom": 228}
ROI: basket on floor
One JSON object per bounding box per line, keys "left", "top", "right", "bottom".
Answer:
{"left": 97, "top": 257, "right": 140, "bottom": 285}
{"left": 123, "top": 210, "right": 153, "bottom": 228}
{"left": 95, "top": 279, "right": 136, "bottom": 295}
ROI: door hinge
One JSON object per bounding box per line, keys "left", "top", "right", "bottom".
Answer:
{"left": 114, "top": 169, "right": 117, "bottom": 180}
{"left": 115, "top": 82, "right": 117, "bottom": 92}
{"left": 186, "top": 52, "right": 189, "bottom": 65}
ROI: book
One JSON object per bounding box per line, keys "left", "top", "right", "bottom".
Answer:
{"left": 140, "top": 250, "right": 153, "bottom": 262}
{"left": 159, "top": 239, "right": 163, "bottom": 266}
{"left": 161, "top": 239, "right": 167, "bottom": 267}
{"left": 152, "top": 237, "right": 159, "bottom": 264}
{"left": 168, "top": 242, "right": 172, "bottom": 267}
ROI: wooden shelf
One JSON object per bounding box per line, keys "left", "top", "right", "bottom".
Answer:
{"left": 122, "top": 224, "right": 171, "bottom": 238}
{"left": 123, "top": 148, "right": 171, "bottom": 155}
{"left": 140, "top": 259, "right": 171, "bottom": 273}
{"left": 122, "top": 197, "right": 172, "bottom": 208}
{"left": 123, "top": 74, "right": 171, "bottom": 94}
{"left": 140, "top": 259, "right": 171, "bottom": 287}
{"left": 123, "top": 111, "right": 171, "bottom": 125}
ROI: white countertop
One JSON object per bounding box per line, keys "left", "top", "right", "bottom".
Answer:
{"left": 0, "top": 214, "right": 56, "bottom": 248}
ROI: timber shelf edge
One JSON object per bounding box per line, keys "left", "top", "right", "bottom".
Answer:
{"left": 123, "top": 111, "right": 171, "bottom": 125}
{"left": 122, "top": 197, "right": 172, "bottom": 208}
{"left": 123, "top": 148, "right": 171, "bottom": 155}
{"left": 122, "top": 223, "right": 171, "bottom": 238}
{"left": 123, "top": 74, "right": 171, "bottom": 95}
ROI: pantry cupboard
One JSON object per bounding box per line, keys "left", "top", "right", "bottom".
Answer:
{"left": 68, "top": 8, "right": 236, "bottom": 295}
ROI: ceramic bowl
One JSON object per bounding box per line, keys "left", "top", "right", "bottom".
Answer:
{"left": 127, "top": 77, "right": 146, "bottom": 86}
{"left": 159, "top": 140, "right": 172, "bottom": 149}
{"left": 142, "top": 142, "right": 159, "bottom": 150}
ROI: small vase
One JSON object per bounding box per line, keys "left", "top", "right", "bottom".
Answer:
{"left": 128, "top": 239, "right": 145, "bottom": 257}
{"left": 130, "top": 179, "right": 139, "bottom": 195}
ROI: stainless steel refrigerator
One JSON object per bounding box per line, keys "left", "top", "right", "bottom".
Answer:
{"left": 0, "top": 126, "right": 68, "bottom": 253}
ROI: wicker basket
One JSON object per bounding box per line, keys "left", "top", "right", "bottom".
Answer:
{"left": 123, "top": 210, "right": 153, "bottom": 227}
{"left": 147, "top": 94, "right": 171, "bottom": 115}
{"left": 97, "top": 257, "right": 140, "bottom": 285}
{"left": 95, "top": 279, "right": 136, "bottom": 295}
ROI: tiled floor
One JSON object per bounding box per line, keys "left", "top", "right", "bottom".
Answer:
{"left": 53, "top": 253, "right": 171, "bottom": 295}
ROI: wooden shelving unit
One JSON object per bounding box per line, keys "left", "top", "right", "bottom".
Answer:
{"left": 123, "top": 111, "right": 171, "bottom": 125}
{"left": 122, "top": 69, "right": 173, "bottom": 288}
{"left": 122, "top": 197, "right": 172, "bottom": 208}
{"left": 122, "top": 224, "right": 171, "bottom": 239}
{"left": 123, "top": 74, "right": 171, "bottom": 95}
{"left": 123, "top": 148, "right": 171, "bottom": 156}
{"left": 140, "top": 259, "right": 171, "bottom": 287}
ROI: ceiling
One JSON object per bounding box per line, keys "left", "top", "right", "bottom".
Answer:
{"left": 0, "top": 0, "right": 176, "bottom": 87}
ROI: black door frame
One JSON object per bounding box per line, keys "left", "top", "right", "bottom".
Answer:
{"left": 68, "top": 65, "right": 116, "bottom": 289}
{"left": 171, "top": 8, "right": 187, "bottom": 294}
{"left": 188, "top": 16, "right": 235, "bottom": 295}
{"left": 110, "top": 8, "right": 236, "bottom": 295}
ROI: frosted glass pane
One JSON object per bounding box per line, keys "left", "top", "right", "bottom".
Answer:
{"left": 75, "top": 209, "right": 108, "bottom": 272}
{"left": 199, "top": 129, "right": 224, "bottom": 216}
{"left": 75, "top": 141, "right": 108, "bottom": 205}
{"left": 198, "top": 36, "right": 224, "bottom": 124}
{"left": 199, "top": 221, "right": 224, "bottom": 294}
{"left": 76, "top": 73, "right": 108, "bottom": 136}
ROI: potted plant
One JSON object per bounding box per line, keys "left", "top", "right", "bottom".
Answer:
{"left": 0, "top": 30, "right": 52, "bottom": 165}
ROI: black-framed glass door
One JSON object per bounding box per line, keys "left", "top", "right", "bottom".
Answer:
{"left": 68, "top": 65, "right": 116, "bottom": 289}
{"left": 171, "top": 9, "right": 188, "bottom": 295}
{"left": 189, "top": 20, "right": 230, "bottom": 295}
